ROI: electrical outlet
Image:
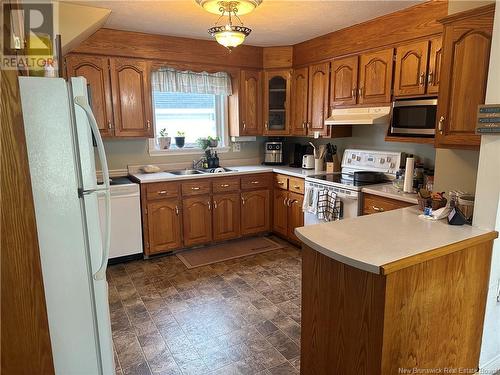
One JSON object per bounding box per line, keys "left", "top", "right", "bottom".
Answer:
{"left": 232, "top": 143, "right": 241, "bottom": 152}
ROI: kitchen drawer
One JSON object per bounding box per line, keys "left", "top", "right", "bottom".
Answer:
{"left": 241, "top": 173, "right": 272, "bottom": 190}
{"left": 288, "top": 177, "right": 305, "bottom": 194}
{"left": 274, "top": 174, "right": 289, "bottom": 190}
{"left": 212, "top": 177, "right": 241, "bottom": 193}
{"left": 363, "top": 193, "right": 414, "bottom": 215}
{"left": 181, "top": 180, "right": 211, "bottom": 196}
{"left": 146, "top": 182, "right": 179, "bottom": 200}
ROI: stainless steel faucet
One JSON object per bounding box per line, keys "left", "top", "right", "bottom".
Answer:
{"left": 192, "top": 157, "right": 204, "bottom": 169}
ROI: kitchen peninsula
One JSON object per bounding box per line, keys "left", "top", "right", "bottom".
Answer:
{"left": 295, "top": 208, "right": 498, "bottom": 374}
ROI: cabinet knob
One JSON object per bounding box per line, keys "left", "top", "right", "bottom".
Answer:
{"left": 277, "top": 181, "right": 284, "bottom": 185}
{"left": 146, "top": 120, "right": 151, "bottom": 129}
{"left": 107, "top": 121, "right": 112, "bottom": 129}
{"left": 191, "top": 187, "right": 200, "bottom": 191}
{"left": 251, "top": 181, "right": 259, "bottom": 185}
{"left": 428, "top": 71, "right": 434, "bottom": 85}
{"left": 175, "top": 206, "right": 179, "bottom": 215}
{"left": 358, "top": 88, "right": 363, "bottom": 97}
{"left": 302, "top": 121, "right": 306, "bottom": 129}
{"left": 242, "top": 121, "right": 246, "bottom": 130}
{"left": 289, "top": 199, "right": 298, "bottom": 206}
{"left": 220, "top": 184, "right": 230, "bottom": 188}
{"left": 372, "top": 205, "right": 384, "bottom": 212}
{"left": 351, "top": 88, "right": 357, "bottom": 100}
{"left": 284, "top": 197, "right": 289, "bottom": 206}
{"left": 158, "top": 190, "right": 167, "bottom": 195}
{"left": 438, "top": 116, "right": 445, "bottom": 135}
{"left": 241, "top": 196, "right": 245, "bottom": 205}
{"left": 265, "top": 121, "right": 268, "bottom": 130}
{"left": 213, "top": 200, "right": 217, "bottom": 209}
{"left": 208, "top": 201, "right": 212, "bottom": 210}
{"left": 419, "top": 72, "right": 425, "bottom": 86}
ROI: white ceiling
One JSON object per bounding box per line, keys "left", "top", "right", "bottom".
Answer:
{"left": 67, "top": 1, "right": 424, "bottom": 46}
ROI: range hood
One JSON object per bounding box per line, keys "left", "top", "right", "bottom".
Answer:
{"left": 325, "top": 106, "right": 391, "bottom": 126}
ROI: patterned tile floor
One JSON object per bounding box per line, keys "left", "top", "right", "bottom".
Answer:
{"left": 107, "top": 238, "right": 301, "bottom": 375}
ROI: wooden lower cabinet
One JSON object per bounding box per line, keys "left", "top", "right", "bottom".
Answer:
{"left": 241, "top": 189, "right": 270, "bottom": 235}
{"left": 287, "top": 192, "right": 304, "bottom": 243}
{"left": 212, "top": 193, "right": 241, "bottom": 241}
{"left": 182, "top": 195, "right": 212, "bottom": 247}
{"left": 273, "top": 189, "right": 288, "bottom": 237}
{"left": 363, "top": 193, "right": 414, "bottom": 215}
{"left": 146, "top": 199, "right": 182, "bottom": 254}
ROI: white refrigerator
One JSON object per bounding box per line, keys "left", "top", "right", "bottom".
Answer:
{"left": 19, "top": 76, "right": 114, "bottom": 375}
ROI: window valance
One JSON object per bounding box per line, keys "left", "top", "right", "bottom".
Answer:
{"left": 151, "top": 67, "right": 232, "bottom": 96}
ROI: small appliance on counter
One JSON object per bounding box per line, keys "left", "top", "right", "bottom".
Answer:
{"left": 289, "top": 143, "right": 314, "bottom": 168}
{"left": 302, "top": 154, "right": 315, "bottom": 169}
{"left": 264, "top": 137, "right": 284, "bottom": 165}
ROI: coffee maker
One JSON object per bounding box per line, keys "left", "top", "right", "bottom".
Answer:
{"left": 264, "top": 138, "right": 284, "bottom": 165}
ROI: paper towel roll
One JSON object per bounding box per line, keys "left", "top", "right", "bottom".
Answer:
{"left": 403, "top": 156, "right": 414, "bottom": 193}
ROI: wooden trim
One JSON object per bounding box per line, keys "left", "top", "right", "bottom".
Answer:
{"left": 292, "top": 1, "right": 447, "bottom": 67}
{"left": 73, "top": 28, "right": 263, "bottom": 69}
{"left": 438, "top": 2, "right": 495, "bottom": 24}
{"left": 381, "top": 231, "right": 498, "bottom": 275}
{"left": 384, "top": 135, "right": 435, "bottom": 144}
{"left": 1, "top": 69, "right": 55, "bottom": 373}
{"left": 263, "top": 46, "right": 293, "bottom": 69}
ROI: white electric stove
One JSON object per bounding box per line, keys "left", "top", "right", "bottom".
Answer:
{"left": 304, "top": 149, "right": 403, "bottom": 224}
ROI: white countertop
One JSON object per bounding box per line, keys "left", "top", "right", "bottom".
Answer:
{"left": 362, "top": 183, "right": 419, "bottom": 204}
{"left": 130, "top": 165, "right": 319, "bottom": 183}
{"left": 295, "top": 206, "right": 494, "bottom": 275}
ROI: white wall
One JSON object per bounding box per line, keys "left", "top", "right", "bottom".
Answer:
{"left": 474, "top": 0, "right": 500, "bottom": 369}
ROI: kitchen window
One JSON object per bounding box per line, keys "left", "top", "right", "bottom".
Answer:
{"left": 150, "top": 67, "right": 232, "bottom": 155}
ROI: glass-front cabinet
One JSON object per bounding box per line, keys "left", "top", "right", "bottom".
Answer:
{"left": 263, "top": 70, "right": 291, "bottom": 135}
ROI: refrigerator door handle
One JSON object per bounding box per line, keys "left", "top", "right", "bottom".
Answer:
{"left": 74, "top": 96, "right": 111, "bottom": 281}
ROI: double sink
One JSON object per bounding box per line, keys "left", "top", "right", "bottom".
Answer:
{"left": 169, "top": 167, "right": 234, "bottom": 176}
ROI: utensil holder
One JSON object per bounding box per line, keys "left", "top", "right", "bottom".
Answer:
{"left": 314, "top": 158, "right": 324, "bottom": 172}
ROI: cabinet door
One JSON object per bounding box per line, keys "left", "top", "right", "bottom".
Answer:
{"left": 66, "top": 54, "right": 114, "bottom": 137}
{"left": 287, "top": 192, "right": 304, "bottom": 243}
{"left": 241, "top": 189, "right": 270, "bottom": 235}
{"left": 331, "top": 56, "right": 359, "bottom": 107}
{"left": 359, "top": 49, "right": 394, "bottom": 105}
{"left": 435, "top": 11, "right": 493, "bottom": 149}
{"left": 212, "top": 193, "right": 240, "bottom": 241}
{"left": 109, "top": 58, "right": 153, "bottom": 137}
{"left": 182, "top": 195, "right": 212, "bottom": 247}
{"left": 307, "top": 62, "right": 330, "bottom": 136}
{"left": 273, "top": 189, "right": 288, "bottom": 237}
{"left": 427, "top": 37, "right": 443, "bottom": 95}
{"left": 291, "top": 67, "right": 309, "bottom": 136}
{"left": 240, "top": 70, "right": 262, "bottom": 135}
{"left": 394, "top": 41, "right": 429, "bottom": 97}
{"left": 146, "top": 199, "right": 182, "bottom": 254}
{"left": 263, "top": 70, "right": 291, "bottom": 135}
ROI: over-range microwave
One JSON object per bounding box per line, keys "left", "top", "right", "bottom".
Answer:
{"left": 390, "top": 98, "right": 437, "bottom": 136}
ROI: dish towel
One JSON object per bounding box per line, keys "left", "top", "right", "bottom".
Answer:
{"left": 302, "top": 186, "right": 319, "bottom": 215}
{"left": 317, "top": 189, "right": 337, "bottom": 222}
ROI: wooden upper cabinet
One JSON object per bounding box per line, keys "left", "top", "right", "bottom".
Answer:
{"left": 291, "top": 67, "right": 309, "bottom": 136}
{"left": 212, "top": 193, "right": 240, "bottom": 241}
{"left": 240, "top": 69, "right": 262, "bottom": 135}
{"left": 308, "top": 62, "right": 330, "bottom": 136}
{"left": 359, "top": 48, "right": 394, "bottom": 105}
{"left": 182, "top": 195, "right": 212, "bottom": 247}
{"left": 241, "top": 189, "right": 270, "bottom": 235}
{"left": 263, "top": 70, "right": 291, "bottom": 135}
{"left": 427, "top": 37, "right": 443, "bottom": 95}
{"left": 331, "top": 56, "right": 359, "bottom": 107}
{"left": 435, "top": 6, "right": 494, "bottom": 149}
{"left": 65, "top": 54, "right": 114, "bottom": 137}
{"left": 146, "top": 199, "right": 182, "bottom": 253}
{"left": 109, "top": 58, "right": 153, "bottom": 138}
{"left": 394, "top": 41, "right": 429, "bottom": 97}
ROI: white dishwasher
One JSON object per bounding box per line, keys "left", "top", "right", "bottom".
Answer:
{"left": 98, "top": 177, "right": 143, "bottom": 263}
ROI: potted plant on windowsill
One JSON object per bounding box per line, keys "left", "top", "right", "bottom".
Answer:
{"left": 207, "top": 136, "right": 220, "bottom": 148}
{"left": 158, "top": 128, "right": 171, "bottom": 150}
{"left": 175, "top": 131, "right": 185, "bottom": 148}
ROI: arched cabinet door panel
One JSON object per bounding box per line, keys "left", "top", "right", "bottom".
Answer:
{"left": 394, "top": 41, "right": 429, "bottom": 97}
{"left": 331, "top": 56, "right": 359, "bottom": 107}
{"left": 240, "top": 69, "right": 262, "bottom": 135}
{"left": 241, "top": 189, "right": 270, "bottom": 235}
{"left": 359, "top": 48, "right": 394, "bottom": 105}
{"left": 66, "top": 54, "right": 114, "bottom": 137}
{"left": 182, "top": 196, "right": 212, "bottom": 247}
{"left": 147, "top": 199, "right": 182, "bottom": 253}
{"left": 212, "top": 193, "right": 240, "bottom": 241}
{"left": 435, "top": 5, "right": 494, "bottom": 149}
{"left": 307, "top": 62, "right": 330, "bottom": 136}
{"left": 291, "top": 67, "right": 309, "bottom": 136}
{"left": 110, "top": 58, "right": 153, "bottom": 138}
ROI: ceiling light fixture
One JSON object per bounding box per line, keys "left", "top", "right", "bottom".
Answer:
{"left": 197, "top": 0, "right": 261, "bottom": 50}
